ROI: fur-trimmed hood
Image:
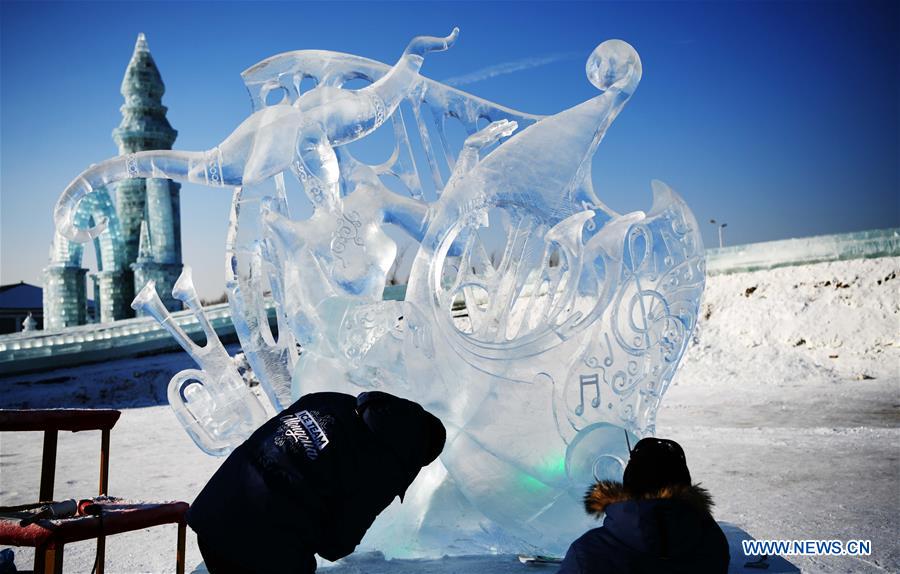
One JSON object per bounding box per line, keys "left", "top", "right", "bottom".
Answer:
{"left": 558, "top": 480, "right": 730, "bottom": 573}
{"left": 583, "top": 480, "right": 714, "bottom": 517}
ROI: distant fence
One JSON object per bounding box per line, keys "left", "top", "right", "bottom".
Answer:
{"left": 0, "top": 288, "right": 407, "bottom": 377}
{"left": 705, "top": 228, "right": 899, "bottom": 275}
{"left": 1, "top": 231, "right": 896, "bottom": 376}
{"left": 0, "top": 302, "right": 246, "bottom": 376}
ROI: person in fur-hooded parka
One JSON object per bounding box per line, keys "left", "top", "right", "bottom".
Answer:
{"left": 558, "top": 438, "right": 729, "bottom": 574}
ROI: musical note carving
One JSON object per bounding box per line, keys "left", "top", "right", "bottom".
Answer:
{"left": 575, "top": 373, "right": 601, "bottom": 416}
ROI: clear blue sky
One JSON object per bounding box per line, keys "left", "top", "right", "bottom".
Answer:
{"left": 1, "top": 1, "right": 897, "bottom": 299}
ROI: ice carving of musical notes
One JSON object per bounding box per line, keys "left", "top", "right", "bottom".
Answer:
{"left": 575, "top": 373, "right": 601, "bottom": 416}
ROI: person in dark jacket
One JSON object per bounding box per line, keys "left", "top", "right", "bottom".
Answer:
{"left": 187, "top": 390, "right": 446, "bottom": 573}
{"left": 558, "top": 437, "right": 729, "bottom": 574}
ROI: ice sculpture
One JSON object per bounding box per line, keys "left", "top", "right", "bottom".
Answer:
{"left": 55, "top": 31, "right": 705, "bottom": 555}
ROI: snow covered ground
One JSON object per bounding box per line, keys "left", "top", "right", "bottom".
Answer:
{"left": 1, "top": 256, "right": 897, "bottom": 573}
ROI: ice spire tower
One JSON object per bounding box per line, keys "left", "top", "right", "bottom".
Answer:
{"left": 42, "top": 33, "right": 182, "bottom": 329}
{"left": 115, "top": 33, "right": 183, "bottom": 315}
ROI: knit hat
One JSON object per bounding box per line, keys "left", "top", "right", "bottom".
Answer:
{"left": 622, "top": 437, "right": 692, "bottom": 497}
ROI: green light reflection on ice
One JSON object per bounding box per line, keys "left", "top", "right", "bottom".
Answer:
{"left": 516, "top": 453, "right": 568, "bottom": 494}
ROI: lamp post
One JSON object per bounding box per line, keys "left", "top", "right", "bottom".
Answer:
{"left": 709, "top": 219, "right": 727, "bottom": 248}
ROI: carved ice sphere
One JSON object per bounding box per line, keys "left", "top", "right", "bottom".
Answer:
{"left": 56, "top": 30, "right": 705, "bottom": 555}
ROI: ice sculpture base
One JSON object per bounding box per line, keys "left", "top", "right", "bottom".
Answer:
{"left": 354, "top": 461, "right": 597, "bottom": 559}
{"left": 323, "top": 524, "right": 802, "bottom": 572}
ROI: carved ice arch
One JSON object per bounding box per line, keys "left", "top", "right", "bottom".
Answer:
{"left": 49, "top": 186, "right": 125, "bottom": 272}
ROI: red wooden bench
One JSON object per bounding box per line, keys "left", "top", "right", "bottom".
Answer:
{"left": 0, "top": 409, "right": 188, "bottom": 574}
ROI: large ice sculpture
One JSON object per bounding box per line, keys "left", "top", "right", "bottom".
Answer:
{"left": 55, "top": 31, "right": 705, "bottom": 555}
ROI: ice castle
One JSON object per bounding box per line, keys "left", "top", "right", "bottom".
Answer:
{"left": 43, "top": 34, "right": 182, "bottom": 329}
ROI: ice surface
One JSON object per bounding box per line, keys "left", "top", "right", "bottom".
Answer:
{"left": 53, "top": 32, "right": 705, "bottom": 554}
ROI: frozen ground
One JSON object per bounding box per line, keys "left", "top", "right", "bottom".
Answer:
{"left": 1, "top": 256, "right": 897, "bottom": 573}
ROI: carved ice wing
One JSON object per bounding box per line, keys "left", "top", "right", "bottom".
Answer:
{"left": 240, "top": 50, "right": 543, "bottom": 199}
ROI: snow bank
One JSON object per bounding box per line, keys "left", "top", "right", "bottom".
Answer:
{"left": 668, "top": 255, "right": 899, "bottom": 424}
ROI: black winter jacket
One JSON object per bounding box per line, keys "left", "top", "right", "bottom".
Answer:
{"left": 187, "top": 391, "right": 445, "bottom": 573}
{"left": 558, "top": 481, "right": 729, "bottom": 574}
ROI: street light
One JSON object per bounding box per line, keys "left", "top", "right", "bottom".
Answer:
{"left": 709, "top": 219, "right": 728, "bottom": 248}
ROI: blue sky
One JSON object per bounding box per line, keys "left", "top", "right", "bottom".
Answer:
{"left": 1, "top": 1, "right": 897, "bottom": 298}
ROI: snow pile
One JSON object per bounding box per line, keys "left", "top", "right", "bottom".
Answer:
{"left": 668, "top": 256, "right": 899, "bottom": 423}
{"left": 698, "top": 255, "right": 897, "bottom": 379}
